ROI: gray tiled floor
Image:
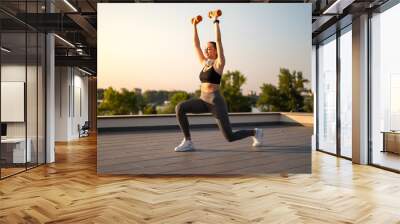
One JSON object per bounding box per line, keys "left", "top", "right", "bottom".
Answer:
{"left": 97, "top": 125, "right": 312, "bottom": 175}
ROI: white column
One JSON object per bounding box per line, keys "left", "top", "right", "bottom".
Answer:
{"left": 45, "top": 0, "right": 55, "bottom": 163}
{"left": 312, "top": 45, "right": 317, "bottom": 151}
{"left": 46, "top": 33, "right": 55, "bottom": 163}
{"left": 55, "top": 67, "right": 73, "bottom": 141}
{"left": 352, "top": 14, "right": 369, "bottom": 164}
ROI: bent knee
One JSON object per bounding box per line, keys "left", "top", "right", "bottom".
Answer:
{"left": 223, "top": 133, "right": 235, "bottom": 142}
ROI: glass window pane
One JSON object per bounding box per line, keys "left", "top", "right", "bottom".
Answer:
{"left": 27, "top": 31, "right": 38, "bottom": 169}
{"left": 317, "top": 35, "right": 337, "bottom": 154}
{"left": 371, "top": 3, "right": 400, "bottom": 171}
{"left": 1, "top": 31, "right": 27, "bottom": 177}
{"left": 38, "top": 33, "right": 46, "bottom": 165}
{"left": 1, "top": 1, "right": 46, "bottom": 179}
{"left": 340, "top": 27, "right": 352, "bottom": 158}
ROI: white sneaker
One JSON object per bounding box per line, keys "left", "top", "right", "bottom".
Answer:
{"left": 252, "top": 128, "right": 263, "bottom": 147}
{"left": 174, "top": 139, "right": 194, "bottom": 152}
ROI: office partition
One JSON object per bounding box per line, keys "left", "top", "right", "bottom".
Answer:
{"left": 0, "top": 1, "right": 47, "bottom": 179}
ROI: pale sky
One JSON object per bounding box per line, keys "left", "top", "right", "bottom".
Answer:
{"left": 98, "top": 3, "right": 311, "bottom": 95}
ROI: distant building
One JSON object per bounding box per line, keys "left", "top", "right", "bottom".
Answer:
{"left": 156, "top": 101, "right": 171, "bottom": 113}
{"left": 97, "top": 88, "right": 105, "bottom": 100}
{"left": 97, "top": 99, "right": 103, "bottom": 106}
{"left": 134, "top": 88, "right": 142, "bottom": 95}
{"left": 251, "top": 106, "right": 261, "bottom": 113}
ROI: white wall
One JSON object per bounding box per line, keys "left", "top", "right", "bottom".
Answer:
{"left": 1, "top": 64, "right": 26, "bottom": 81}
{"left": 73, "top": 73, "right": 89, "bottom": 137}
{"left": 1, "top": 65, "right": 33, "bottom": 138}
{"left": 1, "top": 63, "right": 46, "bottom": 164}
{"left": 1, "top": 65, "right": 26, "bottom": 148}
{"left": 55, "top": 67, "right": 89, "bottom": 141}
{"left": 1, "top": 67, "right": 25, "bottom": 124}
{"left": 55, "top": 66, "right": 69, "bottom": 141}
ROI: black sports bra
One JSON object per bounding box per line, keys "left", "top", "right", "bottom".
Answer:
{"left": 199, "top": 66, "right": 221, "bottom": 85}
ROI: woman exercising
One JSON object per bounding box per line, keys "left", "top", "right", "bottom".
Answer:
{"left": 174, "top": 10, "right": 264, "bottom": 152}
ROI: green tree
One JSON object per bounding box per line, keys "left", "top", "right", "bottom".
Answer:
{"left": 143, "top": 90, "right": 170, "bottom": 106}
{"left": 143, "top": 104, "right": 157, "bottom": 114}
{"left": 257, "top": 68, "right": 311, "bottom": 112}
{"left": 97, "top": 88, "right": 105, "bottom": 100}
{"left": 279, "top": 69, "right": 309, "bottom": 112}
{"left": 170, "top": 91, "right": 190, "bottom": 106}
{"left": 136, "top": 93, "right": 146, "bottom": 113}
{"left": 97, "top": 87, "right": 121, "bottom": 115}
{"left": 247, "top": 90, "right": 258, "bottom": 107}
{"left": 158, "top": 91, "right": 191, "bottom": 114}
{"left": 303, "top": 90, "right": 314, "bottom": 112}
{"left": 257, "top": 84, "right": 281, "bottom": 112}
{"left": 220, "top": 70, "right": 252, "bottom": 112}
{"left": 97, "top": 87, "right": 140, "bottom": 115}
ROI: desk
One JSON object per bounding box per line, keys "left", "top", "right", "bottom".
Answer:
{"left": 381, "top": 131, "right": 400, "bottom": 154}
{"left": 1, "top": 138, "right": 31, "bottom": 163}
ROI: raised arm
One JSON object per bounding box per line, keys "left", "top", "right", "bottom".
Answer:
{"left": 193, "top": 24, "right": 206, "bottom": 65}
{"left": 214, "top": 21, "right": 225, "bottom": 67}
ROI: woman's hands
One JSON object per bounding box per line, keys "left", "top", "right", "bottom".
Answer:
{"left": 191, "top": 15, "right": 202, "bottom": 25}
{"left": 208, "top": 9, "right": 222, "bottom": 20}
{"left": 191, "top": 9, "right": 221, "bottom": 25}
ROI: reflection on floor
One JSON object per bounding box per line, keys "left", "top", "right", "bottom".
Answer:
{"left": 98, "top": 125, "right": 312, "bottom": 175}
{"left": 373, "top": 151, "right": 400, "bottom": 171}
{"left": 0, "top": 162, "right": 42, "bottom": 178}
{"left": 0, "top": 167, "right": 25, "bottom": 178}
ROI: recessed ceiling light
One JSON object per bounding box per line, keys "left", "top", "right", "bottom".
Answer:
{"left": 63, "top": 0, "right": 78, "bottom": 12}
{"left": 323, "top": 0, "right": 347, "bottom": 15}
{"left": 54, "top": 34, "right": 75, "bottom": 48}
{"left": 1, "top": 47, "right": 11, "bottom": 53}
{"left": 78, "top": 67, "right": 93, "bottom": 76}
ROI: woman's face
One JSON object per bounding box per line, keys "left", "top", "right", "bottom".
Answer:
{"left": 204, "top": 42, "right": 217, "bottom": 60}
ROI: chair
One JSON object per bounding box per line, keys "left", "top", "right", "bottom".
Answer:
{"left": 78, "top": 121, "right": 90, "bottom": 138}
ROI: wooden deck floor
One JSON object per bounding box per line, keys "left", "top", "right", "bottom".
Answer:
{"left": 0, "top": 131, "right": 400, "bottom": 223}
{"left": 97, "top": 125, "right": 312, "bottom": 175}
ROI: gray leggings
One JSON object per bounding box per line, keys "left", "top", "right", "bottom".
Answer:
{"left": 175, "top": 90, "right": 255, "bottom": 142}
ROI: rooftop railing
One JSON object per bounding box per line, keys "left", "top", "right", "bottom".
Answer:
{"left": 97, "top": 112, "right": 313, "bottom": 132}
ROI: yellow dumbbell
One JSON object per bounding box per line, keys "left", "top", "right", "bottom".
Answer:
{"left": 191, "top": 15, "right": 202, "bottom": 25}
{"left": 208, "top": 9, "right": 222, "bottom": 19}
